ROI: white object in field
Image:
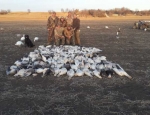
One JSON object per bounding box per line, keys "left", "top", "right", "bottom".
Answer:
{"left": 20, "top": 34, "right": 25, "bottom": 41}
{"left": 87, "top": 26, "right": 90, "bottom": 28}
{"left": 105, "top": 26, "right": 109, "bottom": 29}
{"left": 15, "top": 41, "right": 24, "bottom": 46}
{"left": 34, "top": 37, "right": 39, "bottom": 42}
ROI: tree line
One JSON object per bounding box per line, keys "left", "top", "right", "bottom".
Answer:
{"left": 60, "top": 7, "right": 150, "bottom": 17}
{"left": 1, "top": 7, "right": 150, "bottom": 17}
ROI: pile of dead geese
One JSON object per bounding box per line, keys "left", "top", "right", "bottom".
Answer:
{"left": 6, "top": 45, "right": 132, "bottom": 80}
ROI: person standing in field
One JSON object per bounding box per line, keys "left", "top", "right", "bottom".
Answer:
{"left": 54, "top": 23, "right": 65, "bottom": 46}
{"left": 47, "top": 11, "right": 59, "bottom": 45}
{"left": 59, "top": 16, "right": 67, "bottom": 27}
{"left": 72, "top": 14, "right": 80, "bottom": 45}
{"left": 64, "top": 24, "right": 75, "bottom": 45}
{"left": 66, "top": 11, "right": 73, "bottom": 26}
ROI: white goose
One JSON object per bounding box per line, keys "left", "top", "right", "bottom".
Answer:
{"left": 15, "top": 41, "right": 24, "bottom": 46}
{"left": 113, "top": 64, "right": 132, "bottom": 79}
{"left": 87, "top": 26, "right": 90, "bottom": 29}
{"left": 93, "top": 70, "right": 102, "bottom": 79}
{"left": 75, "top": 69, "right": 84, "bottom": 77}
{"left": 20, "top": 34, "right": 25, "bottom": 41}
{"left": 34, "top": 37, "right": 39, "bottom": 42}
{"left": 57, "top": 68, "right": 67, "bottom": 77}
{"left": 67, "top": 69, "right": 75, "bottom": 80}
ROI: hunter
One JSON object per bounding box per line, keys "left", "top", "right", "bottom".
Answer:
{"left": 47, "top": 11, "right": 59, "bottom": 45}
{"left": 64, "top": 24, "right": 75, "bottom": 45}
{"left": 54, "top": 23, "right": 65, "bottom": 46}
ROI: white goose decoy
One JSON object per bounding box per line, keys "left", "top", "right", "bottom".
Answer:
{"left": 116, "top": 31, "right": 119, "bottom": 39}
{"left": 15, "top": 41, "right": 24, "bottom": 46}
{"left": 87, "top": 26, "right": 90, "bottom": 29}
{"left": 34, "top": 37, "right": 39, "bottom": 42}
{"left": 16, "top": 34, "right": 21, "bottom": 37}
{"left": 105, "top": 26, "right": 109, "bottom": 29}
{"left": 67, "top": 69, "right": 75, "bottom": 80}
{"left": 20, "top": 34, "right": 25, "bottom": 41}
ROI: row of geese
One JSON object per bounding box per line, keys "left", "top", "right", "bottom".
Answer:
{"left": 6, "top": 45, "right": 132, "bottom": 80}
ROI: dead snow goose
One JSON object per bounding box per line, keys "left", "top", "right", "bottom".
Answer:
{"left": 57, "top": 68, "right": 67, "bottom": 77}
{"left": 41, "top": 68, "right": 50, "bottom": 77}
{"left": 83, "top": 69, "right": 93, "bottom": 77}
{"left": 93, "top": 70, "right": 102, "bottom": 79}
{"left": 75, "top": 69, "right": 84, "bottom": 77}
{"left": 6, "top": 66, "right": 17, "bottom": 75}
{"left": 113, "top": 64, "right": 132, "bottom": 79}
{"left": 67, "top": 69, "right": 75, "bottom": 80}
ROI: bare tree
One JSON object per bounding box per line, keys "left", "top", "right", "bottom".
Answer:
{"left": 7, "top": 9, "right": 11, "bottom": 13}
{"left": 61, "top": 8, "right": 64, "bottom": 12}
{"left": 27, "top": 9, "right": 30, "bottom": 13}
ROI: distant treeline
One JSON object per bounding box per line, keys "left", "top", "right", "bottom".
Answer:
{"left": 60, "top": 7, "right": 150, "bottom": 17}
{"left": 0, "top": 10, "right": 11, "bottom": 15}
{"left": 1, "top": 7, "right": 150, "bottom": 17}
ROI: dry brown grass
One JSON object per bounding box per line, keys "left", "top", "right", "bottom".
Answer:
{"left": 1, "top": 12, "right": 150, "bottom": 21}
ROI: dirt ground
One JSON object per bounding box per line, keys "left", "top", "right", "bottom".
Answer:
{"left": 0, "top": 19, "right": 150, "bottom": 115}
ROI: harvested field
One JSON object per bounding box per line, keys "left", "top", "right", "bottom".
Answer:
{"left": 0, "top": 18, "right": 150, "bottom": 115}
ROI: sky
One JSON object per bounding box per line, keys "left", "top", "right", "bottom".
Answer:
{"left": 0, "top": 0, "right": 150, "bottom": 12}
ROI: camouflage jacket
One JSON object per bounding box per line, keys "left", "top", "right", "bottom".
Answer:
{"left": 54, "top": 27, "right": 64, "bottom": 37}
{"left": 64, "top": 27, "right": 74, "bottom": 38}
{"left": 47, "top": 16, "right": 59, "bottom": 29}
{"left": 66, "top": 16, "right": 73, "bottom": 26}
{"left": 59, "top": 19, "right": 67, "bottom": 27}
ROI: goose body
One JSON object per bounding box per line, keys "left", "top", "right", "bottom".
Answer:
{"left": 67, "top": 69, "right": 75, "bottom": 80}
{"left": 105, "top": 26, "right": 109, "bottom": 29}
{"left": 57, "top": 68, "right": 67, "bottom": 77}
{"left": 15, "top": 41, "right": 24, "bottom": 46}
{"left": 6, "top": 66, "right": 17, "bottom": 75}
{"left": 75, "top": 69, "right": 84, "bottom": 77}
{"left": 20, "top": 35, "right": 25, "bottom": 41}
{"left": 93, "top": 70, "right": 102, "bottom": 79}
{"left": 34, "top": 37, "right": 39, "bottom": 42}
{"left": 87, "top": 26, "right": 90, "bottom": 29}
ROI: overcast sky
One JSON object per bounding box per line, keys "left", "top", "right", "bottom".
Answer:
{"left": 0, "top": 0, "right": 149, "bottom": 12}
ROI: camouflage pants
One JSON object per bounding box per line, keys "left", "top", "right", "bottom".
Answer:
{"left": 55, "top": 36, "right": 65, "bottom": 46}
{"left": 74, "top": 30, "right": 80, "bottom": 45}
{"left": 47, "top": 28, "right": 54, "bottom": 44}
{"left": 66, "top": 37, "right": 75, "bottom": 45}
